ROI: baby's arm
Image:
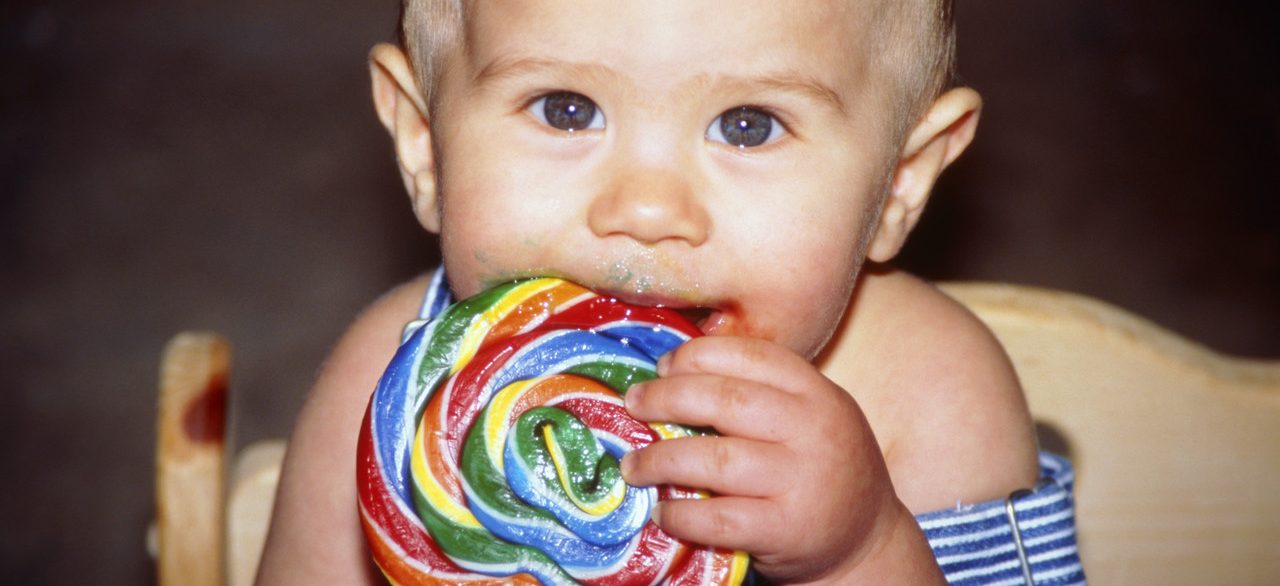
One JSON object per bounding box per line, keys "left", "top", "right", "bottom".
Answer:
{"left": 256, "top": 275, "right": 429, "bottom": 585}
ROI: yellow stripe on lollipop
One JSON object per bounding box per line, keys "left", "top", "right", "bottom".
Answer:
{"left": 728, "top": 550, "right": 752, "bottom": 585}
{"left": 649, "top": 422, "right": 694, "bottom": 440}
{"left": 410, "top": 415, "right": 482, "bottom": 528}
{"left": 450, "top": 279, "right": 564, "bottom": 375}
{"left": 483, "top": 378, "right": 538, "bottom": 474}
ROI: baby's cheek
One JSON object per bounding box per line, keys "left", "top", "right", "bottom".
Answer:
{"left": 782, "top": 274, "right": 857, "bottom": 357}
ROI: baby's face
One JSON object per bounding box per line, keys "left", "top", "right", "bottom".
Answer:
{"left": 430, "top": 0, "right": 900, "bottom": 359}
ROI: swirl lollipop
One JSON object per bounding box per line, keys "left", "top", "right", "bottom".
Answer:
{"left": 357, "top": 277, "right": 751, "bottom": 586}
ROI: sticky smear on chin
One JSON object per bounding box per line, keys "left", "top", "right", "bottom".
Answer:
{"left": 605, "top": 263, "right": 634, "bottom": 288}
{"left": 599, "top": 251, "right": 703, "bottom": 299}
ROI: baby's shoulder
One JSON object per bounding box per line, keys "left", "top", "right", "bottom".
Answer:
{"left": 301, "top": 273, "right": 433, "bottom": 419}
{"left": 820, "top": 267, "right": 1014, "bottom": 388}
{"left": 820, "top": 268, "right": 1039, "bottom": 512}
{"left": 328, "top": 273, "right": 434, "bottom": 369}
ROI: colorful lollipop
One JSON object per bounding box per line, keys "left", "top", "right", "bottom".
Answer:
{"left": 357, "top": 278, "right": 750, "bottom": 586}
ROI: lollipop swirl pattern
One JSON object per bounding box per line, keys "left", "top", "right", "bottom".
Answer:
{"left": 357, "top": 278, "right": 750, "bottom": 586}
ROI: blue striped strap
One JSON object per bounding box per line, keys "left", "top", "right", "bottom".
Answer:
{"left": 417, "top": 266, "right": 454, "bottom": 321}
{"left": 917, "top": 452, "right": 1086, "bottom": 585}
{"left": 401, "top": 267, "right": 455, "bottom": 342}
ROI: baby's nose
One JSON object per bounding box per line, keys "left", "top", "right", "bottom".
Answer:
{"left": 587, "top": 165, "right": 710, "bottom": 246}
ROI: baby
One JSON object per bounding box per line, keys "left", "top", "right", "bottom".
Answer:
{"left": 259, "top": 1, "right": 1060, "bottom": 584}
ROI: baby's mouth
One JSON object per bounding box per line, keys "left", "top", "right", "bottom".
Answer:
{"left": 672, "top": 306, "right": 734, "bottom": 336}
{"left": 674, "top": 306, "right": 714, "bottom": 330}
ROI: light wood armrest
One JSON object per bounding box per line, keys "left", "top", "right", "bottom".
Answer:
{"left": 155, "top": 332, "right": 229, "bottom": 586}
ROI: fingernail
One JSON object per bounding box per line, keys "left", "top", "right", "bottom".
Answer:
{"left": 620, "top": 452, "right": 635, "bottom": 481}
{"left": 649, "top": 502, "right": 664, "bottom": 526}
{"left": 656, "top": 352, "right": 671, "bottom": 376}
{"left": 625, "top": 382, "right": 645, "bottom": 411}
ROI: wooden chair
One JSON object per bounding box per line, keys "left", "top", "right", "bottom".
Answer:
{"left": 153, "top": 333, "right": 285, "bottom": 586}
{"left": 152, "top": 284, "right": 1280, "bottom": 586}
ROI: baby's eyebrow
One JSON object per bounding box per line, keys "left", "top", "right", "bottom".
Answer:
{"left": 703, "top": 72, "right": 847, "bottom": 116}
{"left": 472, "top": 56, "right": 624, "bottom": 88}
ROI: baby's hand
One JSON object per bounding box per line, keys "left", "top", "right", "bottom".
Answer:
{"left": 621, "top": 336, "right": 939, "bottom": 584}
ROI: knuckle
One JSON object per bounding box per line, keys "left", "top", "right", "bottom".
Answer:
{"left": 710, "top": 439, "right": 734, "bottom": 477}
{"left": 715, "top": 377, "right": 742, "bottom": 412}
{"left": 705, "top": 503, "right": 745, "bottom": 539}
{"left": 738, "top": 385, "right": 758, "bottom": 411}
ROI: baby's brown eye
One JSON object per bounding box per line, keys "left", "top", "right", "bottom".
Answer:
{"left": 534, "top": 92, "right": 605, "bottom": 131}
{"left": 709, "top": 107, "right": 779, "bottom": 148}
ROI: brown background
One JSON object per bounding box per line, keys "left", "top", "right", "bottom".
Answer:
{"left": 3, "top": 1, "right": 1277, "bottom": 583}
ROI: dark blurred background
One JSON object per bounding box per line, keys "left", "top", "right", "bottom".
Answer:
{"left": 3, "top": 1, "right": 1277, "bottom": 583}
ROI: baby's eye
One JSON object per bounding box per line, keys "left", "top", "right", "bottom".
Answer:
{"left": 529, "top": 91, "right": 605, "bottom": 132}
{"left": 707, "top": 107, "right": 783, "bottom": 148}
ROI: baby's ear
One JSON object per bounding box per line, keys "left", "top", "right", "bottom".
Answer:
{"left": 867, "top": 87, "right": 982, "bottom": 262}
{"left": 370, "top": 43, "right": 440, "bottom": 233}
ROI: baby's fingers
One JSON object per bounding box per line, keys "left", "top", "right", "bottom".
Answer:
{"left": 625, "top": 375, "right": 800, "bottom": 441}
{"left": 652, "top": 496, "right": 783, "bottom": 555}
{"left": 660, "top": 336, "right": 828, "bottom": 395}
{"left": 622, "top": 436, "right": 792, "bottom": 497}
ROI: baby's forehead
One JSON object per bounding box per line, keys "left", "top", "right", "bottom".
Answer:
{"left": 464, "top": 2, "right": 888, "bottom": 68}
{"left": 465, "top": 0, "right": 895, "bottom": 39}
{"left": 461, "top": 1, "right": 913, "bottom": 77}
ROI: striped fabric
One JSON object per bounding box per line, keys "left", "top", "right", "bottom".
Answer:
{"left": 416, "top": 267, "right": 455, "bottom": 322}
{"left": 418, "top": 269, "right": 1086, "bottom": 584}
{"left": 917, "top": 453, "right": 1086, "bottom": 585}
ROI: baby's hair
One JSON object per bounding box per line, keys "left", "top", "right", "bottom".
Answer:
{"left": 874, "top": 1, "right": 957, "bottom": 139}
{"left": 397, "top": 0, "right": 464, "bottom": 113}
{"left": 397, "top": 1, "right": 954, "bottom": 140}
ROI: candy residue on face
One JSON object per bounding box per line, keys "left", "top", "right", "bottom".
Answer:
{"left": 596, "top": 249, "right": 706, "bottom": 302}
{"left": 357, "top": 277, "right": 750, "bottom": 586}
